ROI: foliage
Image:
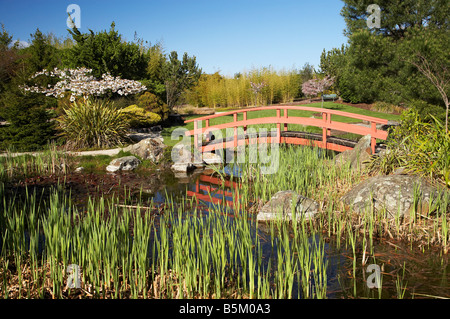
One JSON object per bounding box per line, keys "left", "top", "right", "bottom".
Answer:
{"left": 121, "top": 104, "right": 161, "bottom": 128}
{"left": 137, "top": 91, "right": 170, "bottom": 120}
{"left": 0, "top": 25, "right": 23, "bottom": 93}
{"left": 398, "top": 26, "right": 450, "bottom": 132}
{"left": 146, "top": 42, "right": 166, "bottom": 85}
{"left": 186, "top": 67, "right": 302, "bottom": 108}
{"left": 163, "top": 51, "right": 202, "bottom": 110}
{"left": 0, "top": 89, "right": 57, "bottom": 151}
{"left": 322, "top": 1, "right": 448, "bottom": 121}
{"left": 368, "top": 109, "right": 450, "bottom": 187}
{"left": 340, "top": 0, "right": 449, "bottom": 38}
{"left": 57, "top": 98, "right": 129, "bottom": 150}
{"left": 371, "top": 101, "right": 404, "bottom": 114}
{"left": 64, "top": 22, "right": 148, "bottom": 80}
{"left": 22, "top": 28, "right": 61, "bottom": 74}
{"left": 408, "top": 99, "right": 446, "bottom": 124}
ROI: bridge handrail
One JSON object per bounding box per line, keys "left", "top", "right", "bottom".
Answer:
{"left": 184, "top": 105, "right": 389, "bottom": 125}
{"left": 184, "top": 105, "right": 389, "bottom": 153}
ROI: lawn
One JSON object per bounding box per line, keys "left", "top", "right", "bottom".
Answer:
{"left": 162, "top": 102, "right": 402, "bottom": 147}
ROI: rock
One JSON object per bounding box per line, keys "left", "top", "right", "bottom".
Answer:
{"left": 171, "top": 162, "right": 195, "bottom": 173}
{"left": 123, "top": 137, "right": 166, "bottom": 162}
{"left": 202, "top": 152, "right": 223, "bottom": 165}
{"left": 257, "top": 190, "right": 320, "bottom": 222}
{"left": 171, "top": 144, "right": 194, "bottom": 172}
{"left": 170, "top": 143, "right": 210, "bottom": 174}
{"left": 380, "top": 120, "right": 400, "bottom": 133}
{"left": 74, "top": 167, "right": 84, "bottom": 173}
{"left": 335, "top": 134, "right": 372, "bottom": 170}
{"left": 341, "top": 175, "right": 449, "bottom": 218}
{"left": 106, "top": 156, "right": 141, "bottom": 172}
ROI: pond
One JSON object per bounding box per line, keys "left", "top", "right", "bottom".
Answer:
{"left": 0, "top": 161, "right": 449, "bottom": 299}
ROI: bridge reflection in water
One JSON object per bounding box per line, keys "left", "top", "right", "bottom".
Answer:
{"left": 187, "top": 172, "right": 241, "bottom": 213}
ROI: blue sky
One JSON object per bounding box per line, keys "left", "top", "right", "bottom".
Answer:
{"left": 0, "top": 0, "right": 348, "bottom": 76}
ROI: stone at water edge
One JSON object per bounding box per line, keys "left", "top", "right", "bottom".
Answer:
{"left": 74, "top": 167, "right": 84, "bottom": 173}
{"left": 257, "top": 190, "right": 320, "bottom": 222}
{"left": 122, "top": 137, "right": 166, "bottom": 163}
{"left": 106, "top": 156, "right": 141, "bottom": 172}
{"left": 340, "top": 174, "right": 449, "bottom": 218}
{"left": 335, "top": 134, "right": 372, "bottom": 170}
{"left": 202, "top": 152, "right": 223, "bottom": 165}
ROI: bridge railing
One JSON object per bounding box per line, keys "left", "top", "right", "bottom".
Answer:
{"left": 184, "top": 106, "right": 389, "bottom": 153}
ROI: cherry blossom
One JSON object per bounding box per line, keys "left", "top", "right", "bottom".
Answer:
{"left": 301, "top": 75, "right": 335, "bottom": 98}
{"left": 21, "top": 67, "right": 147, "bottom": 101}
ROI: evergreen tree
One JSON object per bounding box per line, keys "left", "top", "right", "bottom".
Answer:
{"left": 163, "top": 51, "right": 202, "bottom": 111}
{"left": 321, "top": 0, "right": 448, "bottom": 118}
{"left": 65, "top": 22, "right": 148, "bottom": 80}
{"left": 0, "top": 88, "right": 57, "bottom": 151}
{"left": 341, "top": 0, "right": 449, "bottom": 39}
{"left": 23, "top": 28, "right": 61, "bottom": 74}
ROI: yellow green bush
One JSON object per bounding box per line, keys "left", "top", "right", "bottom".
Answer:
{"left": 121, "top": 104, "right": 161, "bottom": 128}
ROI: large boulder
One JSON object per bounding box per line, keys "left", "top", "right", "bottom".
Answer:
{"left": 257, "top": 190, "right": 320, "bottom": 222}
{"left": 106, "top": 156, "right": 141, "bottom": 172}
{"left": 123, "top": 137, "right": 166, "bottom": 163}
{"left": 341, "top": 174, "right": 449, "bottom": 218}
{"left": 335, "top": 134, "right": 372, "bottom": 170}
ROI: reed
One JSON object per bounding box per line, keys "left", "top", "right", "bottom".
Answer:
{"left": 0, "top": 138, "right": 448, "bottom": 299}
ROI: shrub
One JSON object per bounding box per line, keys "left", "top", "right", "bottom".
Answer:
{"left": 368, "top": 109, "right": 450, "bottom": 187}
{"left": 121, "top": 104, "right": 161, "bottom": 128}
{"left": 137, "top": 92, "right": 170, "bottom": 120}
{"left": 371, "top": 101, "right": 404, "bottom": 114}
{"left": 408, "top": 99, "right": 446, "bottom": 124}
{"left": 58, "top": 98, "right": 128, "bottom": 150}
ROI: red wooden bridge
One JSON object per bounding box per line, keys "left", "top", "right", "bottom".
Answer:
{"left": 185, "top": 105, "right": 390, "bottom": 154}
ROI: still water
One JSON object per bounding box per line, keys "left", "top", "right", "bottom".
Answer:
{"left": 132, "top": 166, "right": 450, "bottom": 299}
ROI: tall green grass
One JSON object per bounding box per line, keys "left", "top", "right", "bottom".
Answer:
{"left": 0, "top": 145, "right": 70, "bottom": 182}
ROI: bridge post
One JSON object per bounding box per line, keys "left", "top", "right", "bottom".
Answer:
{"left": 194, "top": 120, "right": 199, "bottom": 151}
{"left": 370, "top": 122, "right": 377, "bottom": 153}
{"left": 283, "top": 109, "right": 288, "bottom": 132}
{"left": 243, "top": 111, "right": 247, "bottom": 135}
{"left": 233, "top": 112, "right": 238, "bottom": 148}
{"left": 205, "top": 119, "right": 210, "bottom": 142}
{"left": 276, "top": 108, "right": 281, "bottom": 144}
{"left": 327, "top": 113, "right": 331, "bottom": 136}
{"left": 322, "top": 113, "right": 328, "bottom": 149}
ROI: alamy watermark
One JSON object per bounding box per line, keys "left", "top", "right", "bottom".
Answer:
{"left": 66, "top": 264, "right": 81, "bottom": 289}
{"left": 366, "top": 264, "right": 382, "bottom": 289}
{"left": 171, "top": 125, "right": 280, "bottom": 175}
{"left": 366, "top": 4, "right": 381, "bottom": 29}
{"left": 66, "top": 4, "right": 81, "bottom": 29}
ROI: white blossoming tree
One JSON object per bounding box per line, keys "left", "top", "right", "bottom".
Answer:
{"left": 22, "top": 67, "right": 147, "bottom": 101}
{"left": 21, "top": 67, "right": 147, "bottom": 150}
